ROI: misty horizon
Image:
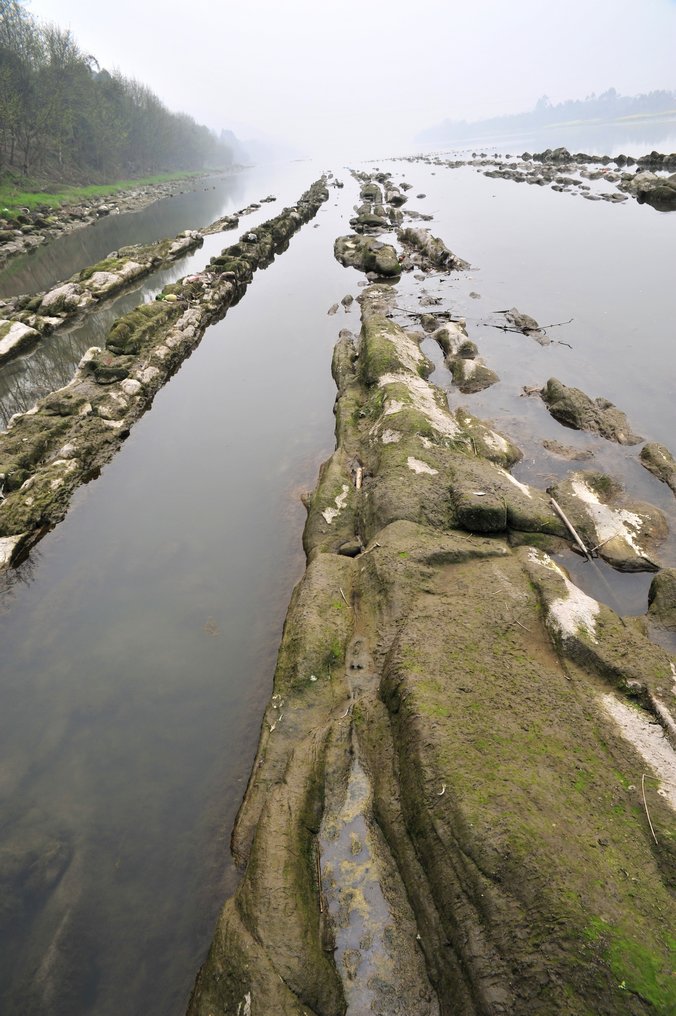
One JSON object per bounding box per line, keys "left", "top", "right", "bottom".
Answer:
{"left": 24, "top": 0, "right": 676, "bottom": 161}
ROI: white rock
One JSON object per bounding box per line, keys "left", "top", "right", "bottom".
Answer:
{"left": 0, "top": 320, "right": 40, "bottom": 361}
{"left": 0, "top": 534, "right": 25, "bottom": 569}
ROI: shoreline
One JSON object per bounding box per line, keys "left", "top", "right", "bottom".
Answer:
{"left": 0, "top": 168, "right": 248, "bottom": 273}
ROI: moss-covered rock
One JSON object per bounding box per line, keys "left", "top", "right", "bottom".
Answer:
{"left": 648, "top": 569, "right": 676, "bottom": 629}
{"left": 541, "top": 377, "right": 643, "bottom": 445}
{"left": 334, "top": 235, "right": 401, "bottom": 277}
{"left": 640, "top": 442, "right": 676, "bottom": 495}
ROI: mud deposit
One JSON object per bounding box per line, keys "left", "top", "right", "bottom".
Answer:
{"left": 0, "top": 153, "right": 674, "bottom": 1015}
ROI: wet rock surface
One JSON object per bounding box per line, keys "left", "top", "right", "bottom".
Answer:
{"left": 188, "top": 175, "right": 676, "bottom": 1013}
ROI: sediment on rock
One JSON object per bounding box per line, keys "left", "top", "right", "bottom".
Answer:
{"left": 0, "top": 177, "right": 330, "bottom": 570}
{"left": 190, "top": 260, "right": 675, "bottom": 1013}
{"left": 547, "top": 470, "right": 667, "bottom": 572}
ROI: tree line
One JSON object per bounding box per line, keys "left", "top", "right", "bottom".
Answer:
{"left": 0, "top": 0, "right": 234, "bottom": 182}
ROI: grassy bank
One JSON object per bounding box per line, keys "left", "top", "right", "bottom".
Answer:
{"left": 0, "top": 170, "right": 208, "bottom": 216}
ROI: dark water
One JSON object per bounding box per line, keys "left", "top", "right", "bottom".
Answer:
{"left": 0, "top": 144, "right": 674, "bottom": 1014}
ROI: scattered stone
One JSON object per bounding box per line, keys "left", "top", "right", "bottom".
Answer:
{"left": 640, "top": 442, "right": 676, "bottom": 495}
{"left": 541, "top": 377, "right": 643, "bottom": 445}
{"left": 502, "top": 307, "right": 549, "bottom": 345}
{"left": 542, "top": 439, "right": 594, "bottom": 461}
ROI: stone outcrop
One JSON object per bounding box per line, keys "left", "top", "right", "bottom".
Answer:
{"left": 640, "top": 442, "right": 676, "bottom": 496}
{"left": 541, "top": 377, "right": 643, "bottom": 445}
{"left": 333, "top": 235, "right": 401, "bottom": 277}
{"left": 188, "top": 278, "right": 676, "bottom": 1015}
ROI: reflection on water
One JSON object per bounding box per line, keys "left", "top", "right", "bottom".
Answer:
{"left": 0, "top": 164, "right": 350, "bottom": 1015}
{"left": 0, "top": 173, "right": 247, "bottom": 298}
{"left": 0, "top": 171, "right": 310, "bottom": 427}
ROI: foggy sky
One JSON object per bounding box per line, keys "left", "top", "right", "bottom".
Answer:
{"left": 27, "top": 0, "right": 676, "bottom": 159}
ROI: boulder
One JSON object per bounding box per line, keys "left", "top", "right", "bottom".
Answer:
{"left": 640, "top": 442, "right": 676, "bottom": 495}
{"left": 0, "top": 320, "right": 40, "bottom": 363}
{"left": 648, "top": 569, "right": 676, "bottom": 629}
{"left": 541, "top": 378, "right": 642, "bottom": 445}
{"left": 334, "top": 235, "right": 401, "bottom": 277}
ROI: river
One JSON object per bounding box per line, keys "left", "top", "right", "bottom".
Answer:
{"left": 0, "top": 141, "right": 674, "bottom": 1013}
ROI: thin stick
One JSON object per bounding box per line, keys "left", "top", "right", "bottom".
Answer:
{"left": 491, "top": 312, "right": 574, "bottom": 330}
{"left": 550, "top": 497, "right": 591, "bottom": 560}
{"left": 361, "top": 541, "right": 381, "bottom": 557}
{"left": 316, "top": 850, "right": 324, "bottom": 912}
{"left": 641, "top": 773, "right": 659, "bottom": 845}
{"left": 340, "top": 587, "right": 350, "bottom": 609}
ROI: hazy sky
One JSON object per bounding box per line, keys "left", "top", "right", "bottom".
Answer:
{"left": 27, "top": 0, "right": 676, "bottom": 158}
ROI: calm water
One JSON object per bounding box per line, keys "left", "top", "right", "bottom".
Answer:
{"left": 0, "top": 145, "right": 674, "bottom": 1014}
{"left": 0, "top": 166, "right": 287, "bottom": 298}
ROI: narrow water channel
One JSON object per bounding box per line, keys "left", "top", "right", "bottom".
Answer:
{"left": 0, "top": 166, "right": 355, "bottom": 1015}
{"left": 0, "top": 164, "right": 321, "bottom": 426}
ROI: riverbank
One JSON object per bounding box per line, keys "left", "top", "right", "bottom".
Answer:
{"left": 188, "top": 170, "right": 675, "bottom": 1015}
{"left": 0, "top": 170, "right": 239, "bottom": 270}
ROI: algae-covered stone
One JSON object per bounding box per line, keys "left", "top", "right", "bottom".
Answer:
{"left": 640, "top": 441, "right": 676, "bottom": 495}
{"left": 106, "top": 302, "right": 181, "bottom": 355}
{"left": 541, "top": 377, "right": 643, "bottom": 444}
{"left": 334, "top": 235, "right": 401, "bottom": 277}
{"left": 648, "top": 569, "right": 676, "bottom": 629}
{"left": 448, "top": 355, "right": 500, "bottom": 393}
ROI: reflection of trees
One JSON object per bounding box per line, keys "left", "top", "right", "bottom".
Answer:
{"left": 0, "top": 544, "right": 40, "bottom": 610}
{"left": 0, "top": 260, "right": 190, "bottom": 427}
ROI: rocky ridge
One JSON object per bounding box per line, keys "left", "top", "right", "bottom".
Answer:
{"left": 187, "top": 173, "right": 676, "bottom": 1015}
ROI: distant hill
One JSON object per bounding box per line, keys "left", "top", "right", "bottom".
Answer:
{"left": 416, "top": 89, "right": 676, "bottom": 147}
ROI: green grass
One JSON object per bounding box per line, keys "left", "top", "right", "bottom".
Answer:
{"left": 0, "top": 170, "right": 204, "bottom": 216}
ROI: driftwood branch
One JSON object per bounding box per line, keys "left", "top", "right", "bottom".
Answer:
{"left": 550, "top": 497, "right": 591, "bottom": 560}
{"left": 641, "top": 773, "right": 659, "bottom": 845}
